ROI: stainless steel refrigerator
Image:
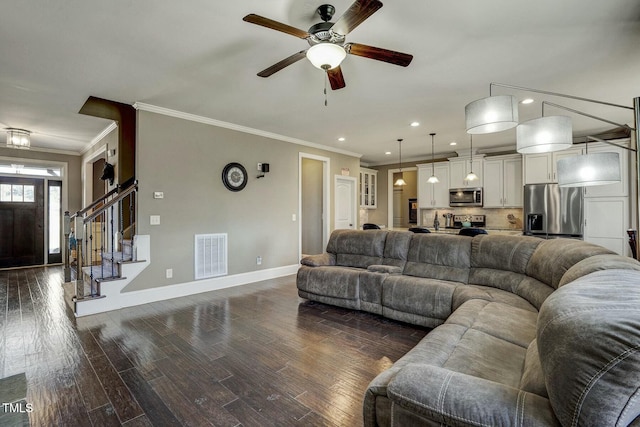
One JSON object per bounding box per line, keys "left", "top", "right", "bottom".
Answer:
{"left": 524, "top": 183, "right": 583, "bottom": 238}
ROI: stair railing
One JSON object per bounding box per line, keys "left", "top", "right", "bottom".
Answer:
{"left": 64, "top": 180, "right": 138, "bottom": 301}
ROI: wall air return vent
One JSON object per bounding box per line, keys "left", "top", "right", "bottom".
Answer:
{"left": 194, "top": 233, "right": 227, "bottom": 280}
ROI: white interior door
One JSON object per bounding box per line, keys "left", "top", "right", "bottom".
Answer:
{"left": 335, "top": 175, "right": 357, "bottom": 230}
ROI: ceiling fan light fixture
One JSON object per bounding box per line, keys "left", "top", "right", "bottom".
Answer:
{"left": 306, "top": 43, "right": 346, "bottom": 70}
{"left": 6, "top": 128, "right": 31, "bottom": 149}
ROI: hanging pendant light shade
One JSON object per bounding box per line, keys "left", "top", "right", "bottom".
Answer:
{"left": 516, "top": 116, "right": 573, "bottom": 153}
{"left": 465, "top": 95, "right": 519, "bottom": 134}
{"left": 557, "top": 141, "right": 621, "bottom": 187}
{"left": 465, "top": 134, "right": 479, "bottom": 181}
{"left": 427, "top": 133, "right": 439, "bottom": 184}
{"left": 394, "top": 139, "right": 407, "bottom": 186}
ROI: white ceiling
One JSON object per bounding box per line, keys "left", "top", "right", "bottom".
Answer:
{"left": 1, "top": 0, "right": 639, "bottom": 164}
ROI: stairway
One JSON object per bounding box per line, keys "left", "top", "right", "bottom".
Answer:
{"left": 63, "top": 181, "right": 151, "bottom": 316}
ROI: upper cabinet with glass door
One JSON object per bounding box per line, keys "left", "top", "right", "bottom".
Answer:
{"left": 360, "top": 167, "right": 377, "bottom": 208}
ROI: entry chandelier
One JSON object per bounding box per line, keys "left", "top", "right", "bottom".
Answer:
{"left": 427, "top": 133, "right": 439, "bottom": 184}
{"left": 6, "top": 128, "right": 31, "bottom": 149}
{"left": 394, "top": 138, "right": 407, "bottom": 186}
{"left": 464, "top": 83, "right": 640, "bottom": 188}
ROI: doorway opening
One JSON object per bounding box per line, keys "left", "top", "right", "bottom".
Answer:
{"left": 387, "top": 167, "right": 418, "bottom": 230}
{"left": 299, "top": 153, "right": 330, "bottom": 260}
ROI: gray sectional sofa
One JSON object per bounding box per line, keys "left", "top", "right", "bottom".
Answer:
{"left": 296, "top": 229, "right": 640, "bottom": 427}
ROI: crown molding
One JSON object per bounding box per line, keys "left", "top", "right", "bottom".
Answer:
{"left": 81, "top": 122, "right": 117, "bottom": 155}
{"left": 133, "top": 102, "right": 363, "bottom": 159}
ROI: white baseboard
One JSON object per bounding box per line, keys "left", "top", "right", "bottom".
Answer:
{"left": 74, "top": 262, "right": 299, "bottom": 317}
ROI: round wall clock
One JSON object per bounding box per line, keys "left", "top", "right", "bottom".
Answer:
{"left": 222, "top": 162, "right": 248, "bottom": 192}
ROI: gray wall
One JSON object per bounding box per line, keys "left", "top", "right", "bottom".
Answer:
{"left": 127, "top": 110, "right": 360, "bottom": 291}
{"left": 0, "top": 147, "right": 83, "bottom": 213}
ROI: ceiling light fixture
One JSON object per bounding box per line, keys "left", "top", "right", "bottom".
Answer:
{"left": 427, "top": 133, "right": 439, "bottom": 184}
{"left": 6, "top": 128, "right": 31, "bottom": 149}
{"left": 394, "top": 138, "right": 407, "bottom": 186}
{"left": 465, "top": 135, "right": 479, "bottom": 181}
{"left": 516, "top": 115, "right": 573, "bottom": 153}
{"left": 384, "top": 151, "right": 391, "bottom": 155}
{"left": 449, "top": 141, "right": 457, "bottom": 146}
{"left": 465, "top": 94, "right": 519, "bottom": 134}
{"left": 306, "top": 43, "right": 347, "bottom": 70}
{"left": 557, "top": 136, "right": 621, "bottom": 187}
{"left": 410, "top": 122, "right": 420, "bottom": 127}
{"left": 521, "top": 98, "right": 534, "bottom": 105}
{"left": 338, "top": 137, "right": 346, "bottom": 141}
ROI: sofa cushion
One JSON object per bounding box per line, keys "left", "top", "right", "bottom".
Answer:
{"left": 382, "top": 231, "right": 413, "bottom": 268}
{"left": 296, "top": 265, "right": 361, "bottom": 301}
{"left": 386, "top": 364, "right": 559, "bottom": 427}
{"left": 446, "top": 299, "right": 538, "bottom": 348}
{"left": 465, "top": 270, "right": 551, "bottom": 311}
{"left": 471, "top": 234, "right": 542, "bottom": 273}
{"left": 326, "top": 229, "right": 387, "bottom": 268}
{"left": 519, "top": 339, "right": 548, "bottom": 398}
{"left": 538, "top": 269, "right": 640, "bottom": 427}
{"left": 526, "top": 238, "right": 614, "bottom": 289}
{"left": 382, "top": 275, "right": 459, "bottom": 324}
{"left": 559, "top": 253, "right": 640, "bottom": 287}
{"left": 403, "top": 234, "right": 471, "bottom": 283}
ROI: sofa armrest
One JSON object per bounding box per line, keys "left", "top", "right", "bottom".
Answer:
{"left": 300, "top": 253, "right": 336, "bottom": 267}
{"left": 367, "top": 265, "right": 402, "bottom": 274}
{"left": 387, "top": 364, "right": 559, "bottom": 426}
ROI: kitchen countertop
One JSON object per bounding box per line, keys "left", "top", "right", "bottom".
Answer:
{"left": 422, "top": 228, "right": 524, "bottom": 236}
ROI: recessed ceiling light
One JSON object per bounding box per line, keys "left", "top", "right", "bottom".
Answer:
{"left": 450, "top": 141, "right": 457, "bottom": 146}
{"left": 338, "top": 137, "right": 345, "bottom": 142}
{"left": 521, "top": 98, "right": 534, "bottom": 105}
{"left": 410, "top": 122, "right": 420, "bottom": 127}
{"left": 385, "top": 151, "right": 392, "bottom": 155}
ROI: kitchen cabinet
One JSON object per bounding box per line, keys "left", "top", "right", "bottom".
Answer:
{"left": 360, "top": 167, "right": 377, "bottom": 208}
{"left": 523, "top": 148, "right": 582, "bottom": 184}
{"left": 418, "top": 162, "right": 450, "bottom": 208}
{"left": 583, "top": 141, "right": 631, "bottom": 256}
{"left": 584, "top": 197, "right": 630, "bottom": 256}
{"left": 483, "top": 155, "right": 523, "bottom": 207}
{"left": 449, "top": 158, "right": 483, "bottom": 188}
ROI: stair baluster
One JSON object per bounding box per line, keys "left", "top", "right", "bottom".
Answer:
{"left": 64, "top": 181, "right": 138, "bottom": 306}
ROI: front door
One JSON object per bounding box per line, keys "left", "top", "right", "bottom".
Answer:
{"left": 0, "top": 177, "right": 45, "bottom": 268}
{"left": 335, "top": 176, "right": 357, "bottom": 230}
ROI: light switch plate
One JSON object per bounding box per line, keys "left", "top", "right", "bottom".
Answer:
{"left": 150, "top": 215, "right": 161, "bottom": 225}
{"left": 153, "top": 191, "right": 164, "bottom": 199}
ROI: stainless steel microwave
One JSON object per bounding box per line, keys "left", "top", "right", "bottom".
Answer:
{"left": 449, "top": 187, "right": 483, "bottom": 207}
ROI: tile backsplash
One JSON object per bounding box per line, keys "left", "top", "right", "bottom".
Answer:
{"left": 421, "top": 208, "right": 524, "bottom": 230}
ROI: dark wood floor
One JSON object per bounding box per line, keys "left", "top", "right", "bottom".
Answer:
{"left": 0, "top": 267, "right": 428, "bottom": 426}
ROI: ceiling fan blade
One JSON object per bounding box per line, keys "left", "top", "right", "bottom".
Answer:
{"left": 243, "top": 14, "right": 310, "bottom": 39}
{"left": 257, "top": 50, "right": 308, "bottom": 77}
{"left": 327, "top": 66, "right": 346, "bottom": 90}
{"left": 330, "top": 0, "right": 383, "bottom": 36}
{"left": 345, "top": 43, "right": 413, "bottom": 67}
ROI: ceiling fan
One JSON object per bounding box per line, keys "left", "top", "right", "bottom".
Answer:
{"left": 243, "top": 0, "right": 413, "bottom": 90}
